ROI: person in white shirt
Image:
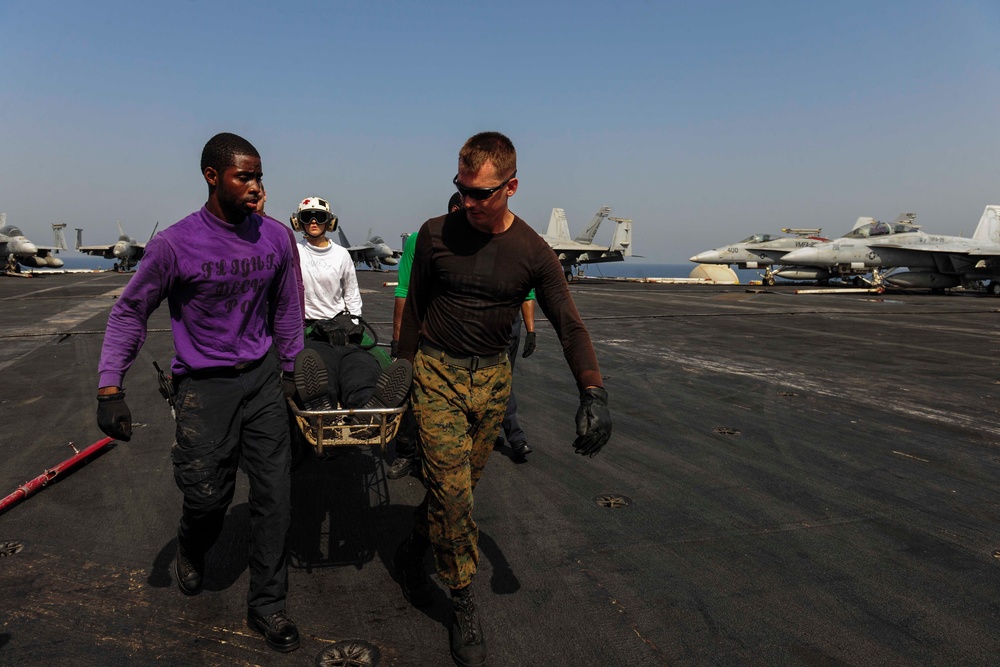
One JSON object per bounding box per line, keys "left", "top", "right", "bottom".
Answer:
{"left": 290, "top": 196, "right": 384, "bottom": 411}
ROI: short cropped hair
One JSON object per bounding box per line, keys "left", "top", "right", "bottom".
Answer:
{"left": 458, "top": 132, "right": 516, "bottom": 181}
{"left": 201, "top": 132, "right": 260, "bottom": 173}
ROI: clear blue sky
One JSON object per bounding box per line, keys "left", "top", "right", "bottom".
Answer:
{"left": 2, "top": 1, "right": 998, "bottom": 263}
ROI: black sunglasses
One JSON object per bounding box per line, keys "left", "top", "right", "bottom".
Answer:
{"left": 298, "top": 210, "right": 329, "bottom": 224}
{"left": 452, "top": 171, "right": 516, "bottom": 201}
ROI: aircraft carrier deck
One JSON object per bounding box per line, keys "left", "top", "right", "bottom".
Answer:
{"left": 1, "top": 271, "right": 999, "bottom": 666}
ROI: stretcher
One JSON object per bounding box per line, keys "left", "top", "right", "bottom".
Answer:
{"left": 287, "top": 399, "right": 406, "bottom": 455}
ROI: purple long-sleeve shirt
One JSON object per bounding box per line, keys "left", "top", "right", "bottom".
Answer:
{"left": 98, "top": 207, "right": 304, "bottom": 388}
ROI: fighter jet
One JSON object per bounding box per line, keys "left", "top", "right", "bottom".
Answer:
{"left": 689, "top": 227, "right": 831, "bottom": 286}
{"left": 540, "top": 206, "right": 633, "bottom": 281}
{"left": 0, "top": 213, "right": 65, "bottom": 272}
{"left": 781, "top": 206, "right": 1000, "bottom": 293}
{"left": 335, "top": 227, "right": 401, "bottom": 270}
{"left": 75, "top": 221, "right": 157, "bottom": 271}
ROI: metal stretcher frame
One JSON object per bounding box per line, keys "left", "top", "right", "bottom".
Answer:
{"left": 287, "top": 399, "right": 407, "bottom": 455}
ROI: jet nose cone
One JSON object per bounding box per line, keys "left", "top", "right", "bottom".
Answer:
{"left": 15, "top": 241, "right": 38, "bottom": 256}
{"left": 782, "top": 247, "right": 818, "bottom": 264}
{"left": 113, "top": 242, "right": 129, "bottom": 259}
{"left": 689, "top": 251, "right": 717, "bottom": 263}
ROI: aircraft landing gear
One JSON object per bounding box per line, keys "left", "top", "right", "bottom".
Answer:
{"left": 988, "top": 281, "right": 1000, "bottom": 296}
{"left": 565, "top": 269, "right": 574, "bottom": 283}
{"left": 869, "top": 268, "right": 884, "bottom": 289}
{"left": 762, "top": 268, "right": 776, "bottom": 286}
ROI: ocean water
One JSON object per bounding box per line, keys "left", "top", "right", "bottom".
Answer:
{"left": 35, "top": 254, "right": 111, "bottom": 270}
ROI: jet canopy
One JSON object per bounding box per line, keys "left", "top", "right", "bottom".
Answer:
{"left": 0, "top": 226, "right": 23, "bottom": 237}
{"left": 842, "top": 221, "right": 920, "bottom": 239}
{"left": 738, "top": 234, "right": 779, "bottom": 244}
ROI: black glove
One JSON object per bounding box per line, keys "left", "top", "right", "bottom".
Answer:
{"left": 573, "top": 387, "right": 611, "bottom": 457}
{"left": 281, "top": 371, "right": 297, "bottom": 399}
{"left": 521, "top": 332, "right": 536, "bottom": 358}
{"left": 390, "top": 339, "right": 399, "bottom": 359}
{"left": 97, "top": 392, "right": 132, "bottom": 442}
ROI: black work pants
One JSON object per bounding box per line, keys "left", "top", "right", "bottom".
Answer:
{"left": 304, "top": 340, "right": 380, "bottom": 409}
{"left": 171, "top": 351, "right": 291, "bottom": 616}
{"left": 501, "top": 317, "right": 526, "bottom": 445}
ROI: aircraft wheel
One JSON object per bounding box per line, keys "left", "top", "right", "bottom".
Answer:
{"left": 989, "top": 281, "right": 1000, "bottom": 296}
{"left": 763, "top": 276, "right": 775, "bottom": 287}
{"left": 853, "top": 276, "right": 863, "bottom": 287}
{"left": 565, "top": 270, "right": 574, "bottom": 283}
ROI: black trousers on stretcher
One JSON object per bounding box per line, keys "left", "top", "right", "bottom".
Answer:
{"left": 303, "top": 340, "right": 381, "bottom": 409}
{"left": 171, "top": 350, "right": 292, "bottom": 616}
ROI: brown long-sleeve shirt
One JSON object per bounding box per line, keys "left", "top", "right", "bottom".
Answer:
{"left": 398, "top": 211, "right": 603, "bottom": 391}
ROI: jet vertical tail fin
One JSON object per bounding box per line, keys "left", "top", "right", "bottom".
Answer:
{"left": 971, "top": 205, "right": 1000, "bottom": 244}
{"left": 337, "top": 227, "right": 351, "bottom": 248}
{"left": 573, "top": 206, "right": 611, "bottom": 244}
{"left": 117, "top": 221, "right": 125, "bottom": 239}
{"left": 852, "top": 216, "right": 875, "bottom": 230}
{"left": 0, "top": 213, "right": 5, "bottom": 226}
{"left": 546, "top": 208, "right": 571, "bottom": 241}
{"left": 609, "top": 218, "right": 632, "bottom": 257}
{"left": 52, "top": 224, "right": 68, "bottom": 250}
{"left": 147, "top": 221, "right": 159, "bottom": 243}
{"left": 74, "top": 228, "right": 84, "bottom": 250}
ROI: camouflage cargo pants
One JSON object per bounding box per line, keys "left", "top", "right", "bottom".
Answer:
{"left": 410, "top": 350, "right": 512, "bottom": 589}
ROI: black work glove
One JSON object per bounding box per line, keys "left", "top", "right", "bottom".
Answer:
{"left": 281, "top": 371, "right": 297, "bottom": 399}
{"left": 573, "top": 387, "right": 611, "bottom": 457}
{"left": 521, "top": 332, "right": 536, "bottom": 358}
{"left": 97, "top": 392, "right": 132, "bottom": 442}
{"left": 390, "top": 339, "right": 399, "bottom": 359}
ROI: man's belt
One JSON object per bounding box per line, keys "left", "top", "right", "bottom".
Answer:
{"left": 418, "top": 341, "right": 507, "bottom": 372}
{"left": 184, "top": 354, "right": 268, "bottom": 379}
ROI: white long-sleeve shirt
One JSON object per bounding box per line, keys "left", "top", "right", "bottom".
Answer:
{"left": 298, "top": 240, "right": 363, "bottom": 319}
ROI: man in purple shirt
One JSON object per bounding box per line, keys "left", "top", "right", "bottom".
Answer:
{"left": 96, "top": 133, "right": 304, "bottom": 653}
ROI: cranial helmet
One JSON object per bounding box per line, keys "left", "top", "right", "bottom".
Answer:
{"left": 290, "top": 196, "right": 338, "bottom": 233}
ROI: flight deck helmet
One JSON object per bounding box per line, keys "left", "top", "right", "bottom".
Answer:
{"left": 291, "top": 196, "right": 338, "bottom": 234}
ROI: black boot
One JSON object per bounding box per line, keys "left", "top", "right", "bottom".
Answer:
{"left": 450, "top": 585, "right": 486, "bottom": 667}
{"left": 174, "top": 542, "right": 203, "bottom": 596}
{"left": 246, "top": 609, "right": 300, "bottom": 653}
{"left": 393, "top": 534, "right": 434, "bottom": 607}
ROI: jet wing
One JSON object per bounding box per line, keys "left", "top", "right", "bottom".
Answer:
{"left": 77, "top": 244, "right": 115, "bottom": 257}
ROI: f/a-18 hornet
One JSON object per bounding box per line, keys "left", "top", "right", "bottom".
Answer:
{"left": 540, "top": 206, "right": 632, "bottom": 281}
{"left": 689, "top": 227, "right": 831, "bottom": 286}
{"left": 781, "top": 206, "right": 1000, "bottom": 293}
{"left": 74, "top": 221, "right": 158, "bottom": 271}
{"left": 335, "top": 227, "right": 401, "bottom": 270}
{"left": 0, "top": 213, "right": 65, "bottom": 271}
{"left": 690, "top": 214, "right": 919, "bottom": 286}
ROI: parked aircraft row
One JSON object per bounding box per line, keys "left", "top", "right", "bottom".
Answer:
{"left": 691, "top": 206, "right": 1000, "bottom": 294}
{"left": 3, "top": 204, "right": 634, "bottom": 277}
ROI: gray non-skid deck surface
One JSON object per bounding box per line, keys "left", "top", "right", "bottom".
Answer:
{"left": 0, "top": 271, "right": 998, "bottom": 666}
